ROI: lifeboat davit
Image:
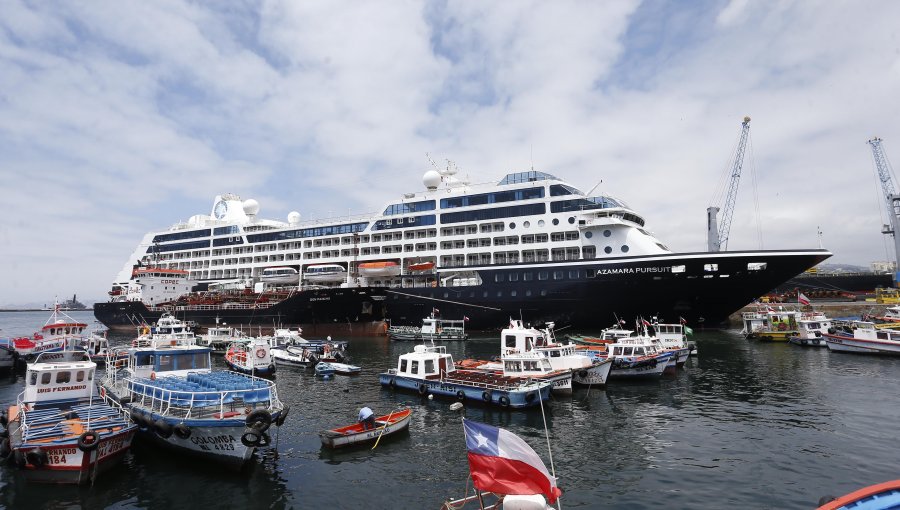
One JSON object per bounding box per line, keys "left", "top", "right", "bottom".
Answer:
{"left": 358, "top": 261, "right": 401, "bottom": 277}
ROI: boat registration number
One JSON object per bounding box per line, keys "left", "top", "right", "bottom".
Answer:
{"left": 190, "top": 434, "right": 237, "bottom": 451}
{"left": 47, "top": 448, "right": 78, "bottom": 465}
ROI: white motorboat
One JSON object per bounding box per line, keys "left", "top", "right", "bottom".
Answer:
{"left": 259, "top": 266, "right": 300, "bottom": 285}
{"left": 303, "top": 264, "right": 347, "bottom": 283}
{"left": 823, "top": 321, "right": 900, "bottom": 355}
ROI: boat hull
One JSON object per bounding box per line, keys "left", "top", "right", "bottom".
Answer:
{"left": 824, "top": 334, "right": 900, "bottom": 355}
{"left": 571, "top": 359, "right": 613, "bottom": 386}
{"left": 609, "top": 356, "right": 669, "bottom": 379}
{"left": 223, "top": 358, "right": 276, "bottom": 377}
{"left": 379, "top": 373, "right": 550, "bottom": 409}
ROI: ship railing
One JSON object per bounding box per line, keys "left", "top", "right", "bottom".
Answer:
{"left": 122, "top": 374, "right": 280, "bottom": 420}
{"left": 16, "top": 390, "right": 132, "bottom": 444}
{"left": 148, "top": 303, "right": 276, "bottom": 312}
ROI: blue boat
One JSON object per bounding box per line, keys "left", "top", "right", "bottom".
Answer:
{"left": 817, "top": 480, "right": 900, "bottom": 510}
{"left": 315, "top": 362, "right": 335, "bottom": 377}
{"left": 379, "top": 344, "right": 551, "bottom": 410}
{"left": 223, "top": 339, "right": 276, "bottom": 378}
{"left": 100, "top": 335, "right": 289, "bottom": 469}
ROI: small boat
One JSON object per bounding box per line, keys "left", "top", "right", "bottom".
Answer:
{"left": 224, "top": 338, "right": 276, "bottom": 377}
{"left": 80, "top": 328, "right": 127, "bottom": 366}
{"left": 745, "top": 309, "right": 801, "bottom": 341}
{"left": 603, "top": 335, "right": 672, "bottom": 379}
{"left": 259, "top": 266, "right": 300, "bottom": 285}
{"left": 379, "top": 343, "right": 552, "bottom": 409}
{"left": 358, "top": 261, "right": 401, "bottom": 277}
{"left": 0, "top": 343, "right": 15, "bottom": 371}
{"left": 196, "top": 324, "right": 249, "bottom": 354}
{"left": 406, "top": 261, "right": 435, "bottom": 272}
{"left": 303, "top": 264, "right": 348, "bottom": 283}
{"left": 315, "top": 362, "right": 335, "bottom": 377}
{"left": 823, "top": 320, "right": 900, "bottom": 355}
{"left": 388, "top": 314, "right": 467, "bottom": 342}
{"left": 1, "top": 351, "right": 137, "bottom": 484}
{"left": 9, "top": 306, "right": 87, "bottom": 360}
{"left": 318, "top": 408, "right": 412, "bottom": 448}
{"left": 329, "top": 362, "right": 361, "bottom": 376}
{"left": 788, "top": 315, "right": 833, "bottom": 347}
{"left": 817, "top": 479, "right": 900, "bottom": 509}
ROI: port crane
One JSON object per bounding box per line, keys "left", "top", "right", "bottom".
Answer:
{"left": 868, "top": 137, "right": 900, "bottom": 272}
{"left": 707, "top": 116, "right": 752, "bottom": 252}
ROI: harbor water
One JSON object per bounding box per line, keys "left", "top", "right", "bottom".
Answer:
{"left": 1, "top": 311, "right": 898, "bottom": 509}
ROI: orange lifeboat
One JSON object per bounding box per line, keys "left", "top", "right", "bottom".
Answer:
{"left": 358, "top": 261, "right": 401, "bottom": 277}
{"left": 407, "top": 261, "right": 435, "bottom": 272}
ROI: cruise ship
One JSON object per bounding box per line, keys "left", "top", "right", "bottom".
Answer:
{"left": 93, "top": 169, "right": 831, "bottom": 331}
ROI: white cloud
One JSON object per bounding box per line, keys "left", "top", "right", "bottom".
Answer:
{"left": 2, "top": 0, "right": 900, "bottom": 305}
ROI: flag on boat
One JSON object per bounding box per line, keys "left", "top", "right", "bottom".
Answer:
{"left": 463, "top": 316, "right": 470, "bottom": 322}
{"left": 798, "top": 292, "right": 810, "bottom": 306}
{"left": 463, "top": 419, "right": 562, "bottom": 503}
{"left": 679, "top": 316, "right": 687, "bottom": 325}
{"left": 432, "top": 307, "right": 440, "bottom": 314}
{"left": 641, "top": 318, "right": 651, "bottom": 327}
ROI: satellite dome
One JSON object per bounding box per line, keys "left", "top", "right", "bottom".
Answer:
{"left": 287, "top": 211, "right": 301, "bottom": 224}
{"left": 423, "top": 170, "right": 441, "bottom": 190}
{"left": 242, "top": 199, "right": 260, "bottom": 216}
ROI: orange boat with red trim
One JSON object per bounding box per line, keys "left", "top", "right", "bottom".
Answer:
{"left": 319, "top": 408, "right": 412, "bottom": 448}
{"left": 817, "top": 479, "right": 900, "bottom": 509}
{"left": 358, "top": 261, "right": 401, "bottom": 277}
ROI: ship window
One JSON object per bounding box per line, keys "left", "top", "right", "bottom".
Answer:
{"left": 553, "top": 218, "right": 559, "bottom": 225}
{"left": 509, "top": 223, "right": 516, "bottom": 229}
{"left": 505, "top": 335, "right": 517, "bottom": 348}
{"left": 41, "top": 372, "right": 51, "bottom": 384}
{"left": 538, "top": 220, "right": 545, "bottom": 227}
{"left": 523, "top": 221, "right": 530, "bottom": 228}
{"left": 587, "top": 269, "right": 596, "bottom": 277}
{"left": 495, "top": 274, "right": 505, "bottom": 282}
{"left": 157, "top": 354, "right": 173, "bottom": 372}
{"left": 526, "top": 290, "right": 532, "bottom": 296}
{"left": 621, "top": 245, "right": 629, "bottom": 253}
{"left": 497, "top": 291, "right": 503, "bottom": 297}
{"left": 553, "top": 271, "right": 564, "bottom": 280}
{"left": 523, "top": 272, "right": 533, "bottom": 281}
{"left": 604, "top": 246, "right": 612, "bottom": 254}
{"left": 511, "top": 290, "right": 517, "bottom": 296}
{"left": 29, "top": 372, "right": 37, "bottom": 385}
{"left": 748, "top": 262, "right": 767, "bottom": 271}
{"left": 568, "top": 217, "right": 575, "bottom": 224}
{"left": 538, "top": 271, "right": 549, "bottom": 281}
{"left": 400, "top": 359, "right": 408, "bottom": 372}
{"left": 585, "top": 231, "right": 593, "bottom": 239}
{"left": 603, "top": 230, "right": 611, "bottom": 237}
{"left": 540, "top": 289, "right": 547, "bottom": 296}
{"left": 672, "top": 265, "right": 686, "bottom": 273}
{"left": 424, "top": 359, "right": 435, "bottom": 374}
{"left": 635, "top": 347, "right": 645, "bottom": 355}
{"left": 56, "top": 371, "right": 71, "bottom": 384}
{"left": 623, "top": 347, "right": 633, "bottom": 356}
{"left": 704, "top": 264, "right": 718, "bottom": 272}
{"left": 410, "top": 360, "right": 420, "bottom": 374}
{"left": 76, "top": 370, "right": 85, "bottom": 382}
{"left": 569, "top": 270, "right": 580, "bottom": 279}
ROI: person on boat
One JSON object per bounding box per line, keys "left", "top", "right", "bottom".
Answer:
{"left": 359, "top": 407, "right": 375, "bottom": 430}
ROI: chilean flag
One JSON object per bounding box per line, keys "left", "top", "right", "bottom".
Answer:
{"left": 798, "top": 292, "right": 810, "bottom": 306}
{"left": 463, "top": 419, "right": 562, "bottom": 503}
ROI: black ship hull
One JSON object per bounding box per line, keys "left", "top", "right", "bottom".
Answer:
{"left": 382, "top": 249, "right": 831, "bottom": 329}
{"left": 93, "top": 287, "right": 388, "bottom": 335}
{"left": 774, "top": 272, "right": 894, "bottom": 293}
{"left": 95, "top": 249, "right": 829, "bottom": 332}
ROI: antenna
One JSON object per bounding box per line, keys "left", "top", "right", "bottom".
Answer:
{"left": 586, "top": 179, "right": 603, "bottom": 197}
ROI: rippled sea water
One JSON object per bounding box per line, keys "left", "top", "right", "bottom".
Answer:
{"left": 1, "top": 311, "right": 898, "bottom": 509}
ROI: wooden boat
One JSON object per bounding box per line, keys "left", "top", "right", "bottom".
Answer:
{"left": 817, "top": 479, "right": 900, "bottom": 509}
{"left": 358, "top": 261, "right": 401, "bottom": 277}
{"left": 9, "top": 306, "right": 87, "bottom": 360}
{"left": 318, "top": 408, "right": 412, "bottom": 448}
{"left": 2, "top": 351, "right": 137, "bottom": 484}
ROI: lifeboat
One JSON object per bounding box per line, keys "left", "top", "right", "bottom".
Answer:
{"left": 407, "top": 261, "right": 435, "bottom": 272}
{"left": 358, "top": 261, "right": 401, "bottom": 277}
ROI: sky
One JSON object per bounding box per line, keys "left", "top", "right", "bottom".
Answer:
{"left": 2, "top": 0, "right": 900, "bottom": 306}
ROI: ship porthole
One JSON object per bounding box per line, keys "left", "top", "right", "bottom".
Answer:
{"left": 552, "top": 218, "right": 559, "bottom": 225}
{"left": 585, "top": 231, "right": 593, "bottom": 239}
{"left": 603, "top": 229, "right": 612, "bottom": 237}
{"left": 604, "top": 246, "right": 612, "bottom": 254}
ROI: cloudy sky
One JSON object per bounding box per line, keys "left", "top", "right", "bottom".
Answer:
{"left": 2, "top": 0, "right": 900, "bottom": 306}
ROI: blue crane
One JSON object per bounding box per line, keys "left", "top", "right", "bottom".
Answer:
{"left": 707, "top": 116, "right": 752, "bottom": 252}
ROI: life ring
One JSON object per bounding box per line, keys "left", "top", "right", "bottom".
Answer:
{"left": 25, "top": 448, "right": 48, "bottom": 467}
{"left": 77, "top": 431, "right": 100, "bottom": 452}
{"left": 456, "top": 390, "right": 465, "bottom": 401}
{"left": 246, "top": 409, "right": 272, "bottom": 432}
{"left": 241, "top": 429, "right": 261, "bottom": 447}
{"left": 153, "top": 418, "right": 173, "bottom": 438}
{"left": 173, "top": 423, "right": 192, "bottom": 440}
{"left": 498, "top": 395, "right": 510, "bottom": 408}
{"left": 255, "top": 348, "right": 266, "bottom": 359}
{"left": 150, "top": 372, "right": 157, "bottom": 381}
{"left": 275, "top": 406, "right": 290, "bottom": 427}
{"left": 130, "top": 412, "right": 146, "bottom": 430}
{"left": 417, "top": 383, "right": 428, "bottom": 396}
{"left": 481, "top": 390, "right": 492, "bottom": 402}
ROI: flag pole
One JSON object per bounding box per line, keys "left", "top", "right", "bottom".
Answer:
{"left": 537, "top": 384, "right": 561, "bottom": 509}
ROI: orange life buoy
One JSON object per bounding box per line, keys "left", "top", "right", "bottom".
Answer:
{"left": 150, "top": 372, "right": 157, "bottom": 381}
{"left": 255, "top": 348, "right": 266, "bottom": 359}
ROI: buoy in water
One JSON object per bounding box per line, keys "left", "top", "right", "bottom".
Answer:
{"left": 428, "top": 394, "right": 434, "bottom": 400}
{"left": 449, "top": 402, "right": 464, "bottom": 411}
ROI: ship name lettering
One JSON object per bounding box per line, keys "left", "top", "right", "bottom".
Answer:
{"left": 190, "top": 434, "right": 236, "bottom": 446}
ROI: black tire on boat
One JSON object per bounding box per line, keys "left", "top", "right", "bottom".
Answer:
{"left": 0, "top": 413, "right": 7, "bottom": 428}
{"left": 25, "top": 448, "right": 47, "bottom": 467}
{"left": 246, "top": 410, "right": 272, "bottom": 432}
{"left": 153, "top": 419, "right": 173, "bottom": 438}
{"left": 418, "top": 384, "right": 428, "bottom": 396}
{"left": 14, "top": 450, "right": 25, "bottom": 468}
{"left": 498, "top": 395, "right": 510, "bottom": 408}
{"left": 578, "top": 370, "right": 588, "bottom": 378}
{"left": 241, "top": 429, "right": 261, "bottom": 448}
{"left": 827, "top": 328, "right": 836, "bottom": 334}
{"left": 0, "top": 438, "right": 10, "bottom": 459}
{"left": 481, "top": 390, "right": 492, "bottom": 402}
{"left": 77, "top": 431, "right": 100, "bottom": 452}
{"left": 173, "top": 423, "right": 191, "bottom": 440}
{"left": 0, "top": 428, "right": 7, "bottom": 439}
{"left": 120, "top": 395, "right": 132, "bottom": 405}
{"left": 275, "top": 406, "right": 290, "bottom": 427}
{"left": 388, "top": 378, "right": 396, "bottom": 389}
{"left": 525, "top": 391, "right": 536, "bottom": 402}
{"left": 456, "top": 390, "right": 465, "bottom": 401}
{"left": 65, "top": 411, "right": 79, "bottom": 420}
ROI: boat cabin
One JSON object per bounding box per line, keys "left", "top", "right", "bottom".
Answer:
{"left": 394, "top": 344, "right": 455, "bottom": 380}
{"left": 41, "top": 321, "right": 88, "bottom": 337}
{"left": 421, "top": 317, "right": 466, "bottom": 336}
{"left": 24, "top": 352, "right": 96, "bottom": 403}
{"left": 128, "top": 345, "right": 211, "bottom": 379}
{"left": 501, "top": 320, "right": 546, "bottom": 355}
{"left": 501, "top": 352, "right": 555, "bottom": 377}
{"left": 608, "top": 337, "right": 664, "bottom": 360}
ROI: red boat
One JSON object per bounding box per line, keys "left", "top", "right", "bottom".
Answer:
{"left": 817, "top": 480, "right": 900, "bottom": 509}
{"left": 318, "top": 408, "right": 412, "bottom": 448}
